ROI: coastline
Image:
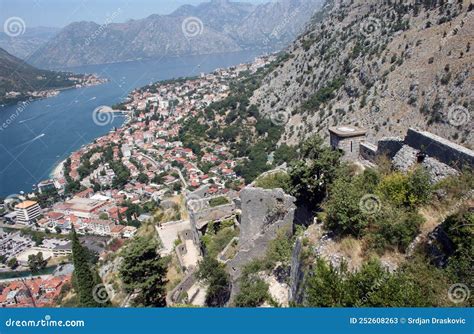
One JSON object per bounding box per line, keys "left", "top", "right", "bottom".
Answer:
{"left": 50, "top": 158, "right": 66, "bottom": 180}
{"left": 0, "top": 76, "right": 107, "bottom": 108}
{"left": 0, "top": 51, "right": 261, "bottom": 196}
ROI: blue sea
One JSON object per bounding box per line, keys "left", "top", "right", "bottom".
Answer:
{"left": 0, "top": 51, "right": 262, "bottom": 196}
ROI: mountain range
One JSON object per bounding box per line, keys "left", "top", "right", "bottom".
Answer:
{"left": 28, "top": 0, "right": 324, "bottom": 69}
{"left": 0, "top": 27, "right": 60, "bottom": 60}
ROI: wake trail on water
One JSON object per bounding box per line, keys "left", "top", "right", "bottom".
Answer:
{"left": 18, "top": 115, "right": 40, "bottom": 124}
{"left": 15, "top": 133, "right": 46, "bottom": 148}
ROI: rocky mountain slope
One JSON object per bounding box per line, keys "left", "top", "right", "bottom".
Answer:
{"left": 0, "top": 27, "right": 59, "bottom": 60}
{"left": 251, "top": 0, "right": 473, "bottom": 148}
{"left": 28, "top": 0, "right": 323, "bottom": 68}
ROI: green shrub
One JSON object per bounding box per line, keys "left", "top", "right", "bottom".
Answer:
{"left": 209, "top": 196, "right": 230, "bottom": 207}
{"left": 234, "top": 277, "right": 271, "bottom": 307}
{"left": 254, "top": 172, "right": 291, "bottom": 191}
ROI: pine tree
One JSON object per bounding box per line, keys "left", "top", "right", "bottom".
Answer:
{"left": 119, "top": 237, "right": 168, "bottom": 306}
{"left": 71, "top": 227, "right": 108, "bottom": 307}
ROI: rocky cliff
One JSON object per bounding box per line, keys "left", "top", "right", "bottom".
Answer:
{"left": 251, "top": 0, "right": 473, "bottom": 148}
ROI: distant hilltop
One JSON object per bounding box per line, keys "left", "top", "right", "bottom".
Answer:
{"left": 0, "top": 47, "right": 103, "bottom": 105}
{"left": 28, "top": 0, "right": 324, "bottom": 68}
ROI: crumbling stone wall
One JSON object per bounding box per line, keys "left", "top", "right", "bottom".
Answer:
{"left": 189, "top": 203, "right": 236, "bottom": 230}
{"left": 359, "top": 142, "right": 377, "bottom": 162}
{"left": 166, "top": 269, "right": 197, "bottom": 306}
{"left": 358, "top": 128, "right": 472, "bottom": 183}
{"left": 404, "top": 128, "right": 474, "bottom": 170}
{"left": 375, "top": 137, "right": 404, "bottom": 159}
{"left": 227, "top": 187, "right": 296, "bottom": 299}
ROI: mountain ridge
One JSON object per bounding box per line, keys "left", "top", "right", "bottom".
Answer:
{"left": 0, "top": 47, "right": 96, "bottom": 105}
{"left": 28, "top": 0, "right": 324, "bottom": 69}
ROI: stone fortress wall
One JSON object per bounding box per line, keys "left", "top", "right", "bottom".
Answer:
{"left": 335, "top": 127, "right": 473, "bottom": 182}
{"left": 404, "top": 129, "right": 474, "bottom": 170}
{"left": 226, "top": 187, "right": 296, "bottom": 300}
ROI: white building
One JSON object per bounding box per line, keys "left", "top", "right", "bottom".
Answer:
{"left": 15, "top": 201, "right": 41, "bottom": 224}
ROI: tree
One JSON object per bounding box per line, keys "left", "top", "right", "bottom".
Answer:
{"left": 288, "top": 135, "right": 342, "bottom": 207}
{"left": 305, "top": 258, "right": 348, "bottom": 307}
{"left": 406, "top": 168, "right": 432, "bottom": 207}
{"left": 374, "top": 209, "right": 424, "bottom": 252}
{"left": 137, "top": 173, "right": 149, "bottom": 184}
{"left": 196, "top": 257, "right": 231, "bottom": 307}
{"left": 119, "top": 237, "right": 168, "bottom": 307}
{"left": 273, "top": 144, "right": 298, "bottom": 165}
{"left": 71, "top": 227, "right": 107, "bottom": 307}
{"left": 376, "top": 169, "right": 432, "bottom": 208}
{"left": 234, "top": 277, "right": 271, "bottom": 307}
{"left": 324, "top": 177, "right": 369, "bottom": 237}
{"left": 7, "top": 257, "right": 18, "bottom": 269}
{"left": 28, "top": 252, "right": 47, "bottom": 273}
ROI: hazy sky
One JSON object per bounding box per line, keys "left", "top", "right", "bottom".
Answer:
{"left": 0, "top": 0, "right": 273, "bottom": 29}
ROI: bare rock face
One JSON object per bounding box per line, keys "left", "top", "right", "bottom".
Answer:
{"left": 252, "top": 0, "right": 473, "bottom": 147}
{"left": 227, "top": 187, "right": 296, "bottom": 297}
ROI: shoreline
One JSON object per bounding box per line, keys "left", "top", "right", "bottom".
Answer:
{"left": 50, "top": 158, "right": 66, "bottom": 180}
{"left": 1, "top": 51, "right": 262, "bottom": 196}
{"left": 0, "top": 77, "right": 107, "bottom": 109}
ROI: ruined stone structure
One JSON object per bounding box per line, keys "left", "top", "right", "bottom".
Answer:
{"left": 186, "top": 188, "right": 237, "bottom": 230}
{"left": 189, "top": 203, "right": 236, "bottom": 230}
{"left": 166, "top": 268, "right": 199, "bottom": 306}
{"left": 226, "top": 187, "right": 296, "bottom": 299}
{"left": 289, "top": 237, "right": 305, "bottom": 304}
{"left": 336, "top": 126, "right": 473, "bottom": 183}
{"left": 329, "top": 126, "right": 367, "bottom": 161}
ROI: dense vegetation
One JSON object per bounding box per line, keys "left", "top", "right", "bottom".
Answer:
{"left": 303, "top": 207, "right": 473, "bottom": 307}
{"left": 303, "top": 256, "right": 448, "bottom": 307}
{"left": 119, "top": 237, "right": 168, "bottom": 307}
{"left": 324, "top": 167, "right": 431, "bottom": 253}
{"left": 196, "top": 256, "right": 231, "bottom": 307}
{"left": 70, "top": 228, "right": 108, "bottom": 307}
